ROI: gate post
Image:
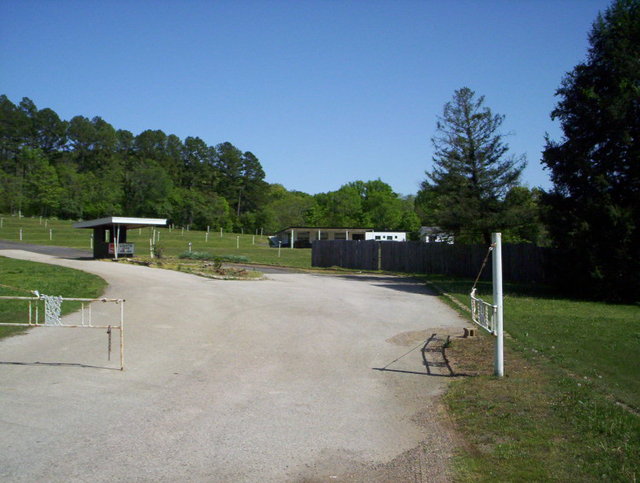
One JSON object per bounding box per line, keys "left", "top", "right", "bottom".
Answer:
{"left": 492, "top": 232, "right": 504, "bottom": 377}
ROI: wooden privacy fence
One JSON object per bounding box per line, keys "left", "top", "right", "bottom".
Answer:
{"left": 312, "top": 240, "right": 551, "bottom": 283}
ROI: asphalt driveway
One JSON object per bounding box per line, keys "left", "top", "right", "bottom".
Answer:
{"left": 0, "top": 249, "right": 468, "bottom": 482}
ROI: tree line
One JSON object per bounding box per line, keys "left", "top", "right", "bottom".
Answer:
{"left": 0, "top": 93, "right": 539, "bottom": 241}
{"left": 415, "top": 0, "right": 638, "bottom": 301}
{"left": 0, "top": 97, "right": 421, "bottom": 235}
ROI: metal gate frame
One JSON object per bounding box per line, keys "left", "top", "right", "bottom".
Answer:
{"left": 0, "top": 295, "right": 126, "bottom": 370}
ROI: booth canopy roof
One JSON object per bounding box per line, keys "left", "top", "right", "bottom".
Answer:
{"left": 73, "top": 217, "right": 167, "bottom": 230}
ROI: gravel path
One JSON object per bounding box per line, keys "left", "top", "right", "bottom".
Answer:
{"left": 0, "top": 249, "right": 468, "bottom": 482}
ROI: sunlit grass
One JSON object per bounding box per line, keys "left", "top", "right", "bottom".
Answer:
{"left": 425, "top": 275, "right": 640, "bottom": 481}
{"left": 0, "top": 255, "right": 107, "bottom": 339}
{"left": 0, "top": 214, "right": 313, "bottom": 268}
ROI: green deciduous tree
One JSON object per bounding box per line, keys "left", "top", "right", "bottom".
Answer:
{"left": 0, "top": 95, "right": 287, "bottom": 231}
{"left": 261, "top": 184, "right": 317, "bottom": 232}
{"left": 541, "top": 0, "right": 640, "bottom": 301}
{"left": 420, "top": 87, "right": 526, "bottom": 244}
{"left": 309, "top": 179, "right": 411, "bottom": 231}
{"left": 124, "top": 160, "right": 173, "bottom": 217}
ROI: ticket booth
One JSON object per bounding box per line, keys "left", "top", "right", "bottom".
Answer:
{"left": 73, "top": 216, "right": 167, "bottom": 259}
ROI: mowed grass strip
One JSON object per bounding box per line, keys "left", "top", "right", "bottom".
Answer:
{"left": 0, "top": 256, "right": 107, "bottom": 339}
{"left": 0, "top": 214, "right": 312, "bottom": 268}
{"left": 426, "top": 276, "right": 640, "bottom": 481}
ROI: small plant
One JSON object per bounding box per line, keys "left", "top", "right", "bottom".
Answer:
{"left": 211, "top": 258, "right": 223, "bottom": 270}
{"left": 153, "top": 242, "right": 165, "bottom": 259}
{"left": 218, "top": 255, "right": 249, "bottom": 264}
{"left": 178, "top": 251, "right": 214, "bottom": 260}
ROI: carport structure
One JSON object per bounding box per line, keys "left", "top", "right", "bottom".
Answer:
{"left": 73, "top": 216, "right": 167, "bottom": 259}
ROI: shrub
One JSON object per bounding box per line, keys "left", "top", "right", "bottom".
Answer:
{"left": 178, "top": 251, "right": 249, "bottom": 263}
{"left": 178, "top": 251, "right": 214, "bottom": 260}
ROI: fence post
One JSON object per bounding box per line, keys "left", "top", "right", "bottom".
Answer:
{"left": 492, "top": 232, "right": 504, "bottom": 377}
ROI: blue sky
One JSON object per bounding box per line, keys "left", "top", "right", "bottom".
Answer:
{"left": 1, "top": 0, "right": 610, "bottom": 196}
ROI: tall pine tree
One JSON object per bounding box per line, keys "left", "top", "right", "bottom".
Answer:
{"left": 420, "top": 87, "right": 526, "bottom": 244}
{"left": 541, "top": 0, "right": 639, "bottom": 301}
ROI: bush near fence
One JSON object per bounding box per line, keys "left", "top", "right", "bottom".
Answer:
{"left": 311, "top": 240, "right": 551, "bottom": 283}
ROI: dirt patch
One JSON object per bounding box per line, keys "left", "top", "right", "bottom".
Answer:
{"left": 115, "top": 257, "right": 265, "bottom": 280}
{"left": 295, "top": 400, "right": 459, "bottom": 483}
{"left": 387, "top": 327, "right": 471, "bottom": 347}
{"left": 386, "top": 329, "right": 431, "bottom": 346}
{"left": 444, "top": 332, "right": 495, "bottom": 377}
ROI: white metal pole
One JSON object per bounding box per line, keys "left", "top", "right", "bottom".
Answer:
{"left": 120, "top": 301, "right": 125, "bottom": 371}
{"left": 278, "top": 241, "right": 281, "bottom": 257}
{"left": 19, "top": 228, "right": 22, "bottom": 240}
{"left": 115, "top": 226, "right": 120, "bottom": 260}
{"left": 236, "top": 236, "right": 239, "bottom": 249}
{"left": 492, "top": 232, "right": 504, "bottom": 377}
{"left": 49, "top": 228, "right": 52, "bottom": 241}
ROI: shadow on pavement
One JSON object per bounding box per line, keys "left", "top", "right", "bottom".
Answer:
{"left": 373, "top": 333, "right": 458, "bottom": 377}
{"left": 0, "top": 360, "right": 121, "bottom": 371}
{"left": 329, "top": 274, "right": 440, "bottom": 296}
{"left": 0, "top": 241, "right": 91, "bottom": 259}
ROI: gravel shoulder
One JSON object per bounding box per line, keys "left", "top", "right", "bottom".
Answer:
{"left": 0, "top": 249, "right": 469, "bottom": 482}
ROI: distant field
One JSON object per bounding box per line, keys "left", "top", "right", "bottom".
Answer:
{"left": 0, "top": 214, "right": 312, "bottom": 268}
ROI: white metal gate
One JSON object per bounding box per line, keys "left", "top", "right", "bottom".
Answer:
{"left": 0, "top": 294, "right": 126, "bottom": 370}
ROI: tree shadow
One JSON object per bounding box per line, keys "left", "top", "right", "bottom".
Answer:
{"left": 329, "top": 274, "right": 441, "bottom": 296}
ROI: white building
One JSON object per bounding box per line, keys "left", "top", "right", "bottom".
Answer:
{"left": 365, "top": 232, "right": 407, "bottom": 242}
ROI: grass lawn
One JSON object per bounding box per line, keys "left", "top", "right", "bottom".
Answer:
{"left": 0, "top": 256, "right": 107, "bottom": 339}
{"left": 426, "top": 275, "right": 640, "bottom": 481}
{"left": 0, "top": 214, "right": 312, "bottom": 268}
